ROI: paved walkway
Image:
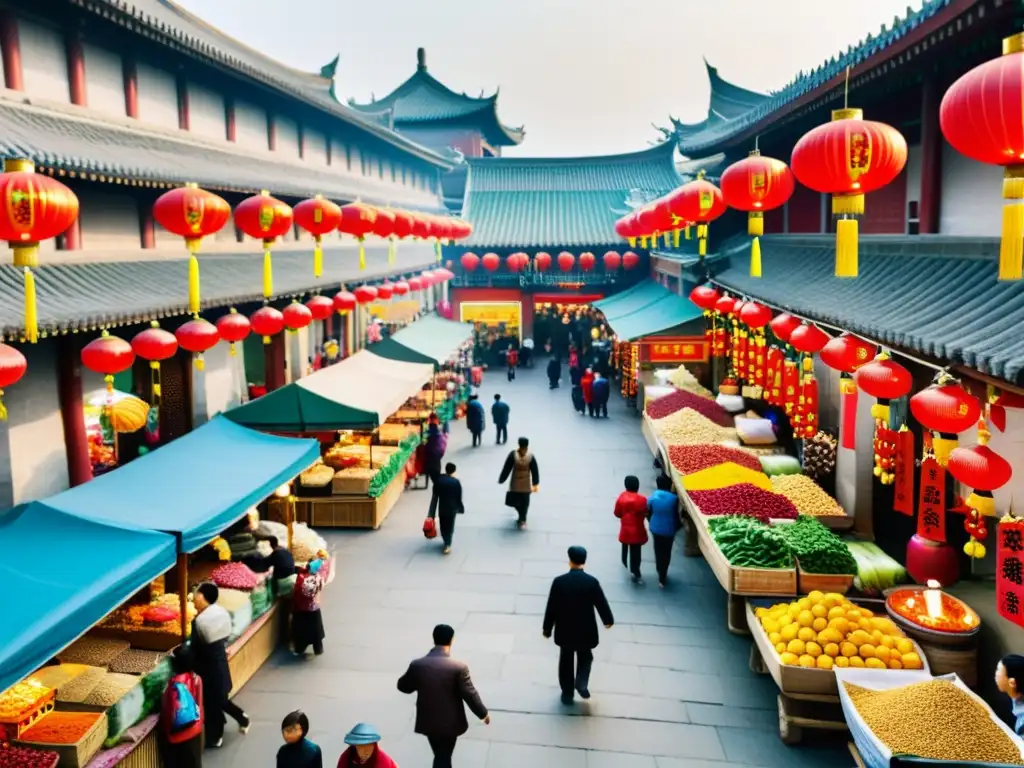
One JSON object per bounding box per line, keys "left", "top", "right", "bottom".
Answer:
{"left": 207, "top": 364, "right": 851, "bottom": 767}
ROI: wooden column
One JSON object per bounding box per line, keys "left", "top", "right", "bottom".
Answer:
{"left": 265, "top": 333, "right": 286, "bottom": 391}
{"left": 60, "top": 217, "right": 82, "bottom": 250}
{"left": 176, "top": 74, "right": 190, "bottom": 131}
{"left": 297, "top": 124, "right": 305, "bottom": 159}
{"left": 139, "top": 197, "right": 155, "bottom": 249}
{"left": 225, "top": 98, "right": 236, "bottom": 142}
{"left": 325, "top": 138, "right": 332, "bottom": 166}
{"left": 123, "top": 57, "right": 138, "bottom": 118}
{"left": 57, "top": 336, "right": 93, "bottom": 487}
{"left": 0, "top": 11, "right": 23, "bottom": 91}
{"left": 66, "top": 34, "right": 87, "bottom": 107}
{"left": 267, "top": 114, "right": 277, "bottom": 151}
{"left": 919, "top": 79, "right": 942, "bottom": 234}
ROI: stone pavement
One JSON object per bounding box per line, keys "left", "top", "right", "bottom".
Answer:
{"left": 206, "top": 363, "right": 851, "bottom": 767}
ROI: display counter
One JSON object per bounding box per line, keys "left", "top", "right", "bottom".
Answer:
{"left": 228, "top": 602, "right": 284, "bottom": 697}
{"left": 297, "top": 470, "right": 406, "bottom": 529}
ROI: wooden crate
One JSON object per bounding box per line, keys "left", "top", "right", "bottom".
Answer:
{"left": 0, "top": 691, "right": 55, "bottom": 740}
{"left": 798, "top": 568, "right": 856, "bottom": 595}
{"left": 116, "top": 728, "right": 162, "bottom": 768}
{"left": 299, "top": 472, "right": 406, "bottom": 529}
{"left": 227, "top": 602, "right": 283, "bottom": 697}
{"left": 17, "top": 712, "right": 107, "bottom": 768}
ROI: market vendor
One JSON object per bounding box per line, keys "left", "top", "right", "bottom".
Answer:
{"left": 996, "top": 654, "right": 1024, "bottom": 734}
{"left": 248, "top": 535, "right": 296, "bottom": 585}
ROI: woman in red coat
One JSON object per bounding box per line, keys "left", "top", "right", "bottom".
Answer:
{"left": 614, "top": 475, "right": 648, "bottom": 584}
{"left": 581, "top": 369, "right": 595, "bottom": 416}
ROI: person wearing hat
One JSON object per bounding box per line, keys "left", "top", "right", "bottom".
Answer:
{"left": 543, "top": 546, "right": 615, "bottom": 704}
{"left": 337, "top": 723, "right": 398, "bottom": 767}
{"left": 291, "top": 556, "right": 326, "bottom": 656}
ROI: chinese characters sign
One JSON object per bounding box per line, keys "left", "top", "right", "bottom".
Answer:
{"left": 998, "top": 520, "right": 1024, "bottom": 628}
{"left": 916, "top": 456, "right": 945, "bottom": 542}
{"left": 645, "top": 339, "right": 709, "bottom": 363}
{"left": 893, "top": 429, "right": 915, "bottom": 516}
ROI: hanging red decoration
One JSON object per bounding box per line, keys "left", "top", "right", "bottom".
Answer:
{"left": 376, "top": 283, "right": 394, "bottom": 301}
{"left": 997, "top": 519, "right": 1024, "bottom": 622}
{"left": 0, "top": 343, "right": 26, "bottom": 420}
{"left": 534, "top": 252, "right": 552, "bottom": 272}
{"left": 419, "top": 270, "right": 435, "bottom": 288}
{"left": 739, "top": 302, "right": 772, "bottom": 329}
{"left": 152, "top": 183, "right": 230, "bottom": 318}
{"left": 689, "top": 284, "right": 720, "bottom": 311}
{"left": 433, "top": 267, "right": 454, "bottom": 282}
{"left": 948, "top": 420, "right": 1013, "bottom": 518}
{"left": 720, "top": 149, "right": 795, "bottom": 277}
{"left": 338, "top": 202, "right": 378, "bottom": 270}
{"left": 854, "top": 352, "right": 912, "bottom": 420}
{"left": 175, "top": 318, "right": 219, "bottom": 369}
{"left": 391, "top": 281, "right": 410, "bottom": 297}
{"left": 370, "top": 207, "right": 398, "bottom": 266}
{"left": 909, "top": 373, "right": 982, "bottom": 466}
{"left": 82, "top": 331, "right": 135, "bottom": 392}
{"left": 579, "top": 252, "right": 596, "bottom": 271}
{"left": 790, "top": 108, "right": 908, "bottom": 277}
{"left": 714, "top": 295, "right": 736, "bottom": 315}
{"left": 622, "top": 251, "right": 639, "bottom": 271}
{"left": 131, "top": 321, "right": 178, "bottom": 367}
{"left": 407, "top": 276, "right": 423, "bottom": 292}
{"left": 614, "top": 212, "right": 639, "bottom": 247}
{"left": 0, "top": 159, "right": 80, "bottom": 344}
{"left": 557, "top": 252, "right": 575, "bottom": 272}
{"left": 333, "top": 290, "right": 356, "bottom": 314}
{"left": 603, "top": 251, "right": 621, "bottom": 271}
{"left": 293, "top": 195, "right": 342, "bottom": 279}
{"left": 768, "top": 312, "right": 801, "bottom": 342}
{"left": 250, "top": 306, "right": 285, "bottom": 344}
{"left": 354, "top": 285, "right": 378, "bottom": 304}
{"left": 391, "top": 209, "right": 415, "bottom": 241}
{"left": 216, "top": 308, "right": 251, "bottom": 355}
{"left": 481, "top": 253, "right": 500, "bottom": 272}
{"left": 788, "top": 323, "right": 829, "bottom": 354}
{"left": 460, "top": 252, "right": 480, "bottom": 272}
{"left": 282, "top": 301, "right": 313, "bottom": 331}
{"left": 507, "top": 253, "right": 527, "bottom": 272}
{"left": 234, "top": 190, "right": 294, "bottom": 299}
{"left": 305, "top": 295, "right": 334, "bottom": 321}
{"left": 666, "top": 172, "right": 726, "bottom": 258}
{"left": 820, "top": 332, "right": 875, "bottom": 373}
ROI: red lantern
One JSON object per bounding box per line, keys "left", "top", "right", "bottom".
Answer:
{"left": 461, "top": 252, "right": 480, "bottom": 272}
{"left": 82, "top": 331, "right": 135, "bottom": 391}
{"left": 333, "top": 291, "right": 357, "bottom": 315}
{"left": 376, "top": 283, "right": 393, "bottom": 301}
{"left": 507, "top": 253, "right": 527, "bottom": 272}
{"left": 305, "top": 295, "right": 334, "bottom": 321}
{"left": 131, "top": 321, "right": 178, "bottom": 366}
{"left": 910, "top": 373, "right": 983, "bottom": 466}
{"left": 557, "top": 252, "right": 575, "bottom": 272}
{"left": 689, "top": 284, "right": 720, "bottom": 311}
{"left": 234, "top": 191, "right": 294, "bottom": 299}
{"left": 371, "top": 207, "right": 395, "bottom": 240}
{"left": 603, "top": 251, "right": 621, "bottom": 271}
{"left": 407, "top": 276, "right": 423, "bottom": 292}
{"left": 579, "top": 252, "right": 596, "bottom": 272}
{"left": 615, "top": 214, "right": 637, "bottom": 246}
{"left": 293, "top": 195, "right": 342, "bottom": 279}
{"left": 948, "top": 421, "right": 1013, "bottom": 517}
{"left": 152, "top": 182, "right": 229, "bottom": 317}
{"left": 791, "top": 108, "right": 908, "bottom": 277}
{"left": 739, "top": 302, "right": 772, "bottom": 329}
{"left": 854, "top": 353, "right": 912, "bottom": 422}
{"left": 338, "top": 202, "right": 378, "bottom": 270}
{"left": 667, "top": 173, "right": 726, "bottom": 257}
{"left": 768, "top": 312, "right": 801, "bottom": 342}
{"left": 0, "top": 343, "right": 26, "bottom": 420}
{"left": 789, "top": 323, "right": 829, "bottom": 354}
{"left": 623, "top": 251, "right": 640, "bottom": 270}
{"left": 481, "top": 253, "right": 500, "bottom": 272}
{"left": 820, "top": 332, "right": 875, "bottom": 373}
{"left": 940, "top": 34, "right": 1024, "bottom": 279}
{"left": 410, "top": 212, "right": 430, "bottom": 240}
{"left": 534, "top": 252, "right": 552, "bottom": 272}
{"left": 216, "top": 308, "right": 251, "bottom": 356}
{"left": 392, "top": 281, "right": 410, "bottom": 297}
{"left": 419, "top": 271, "right": 435, "bottom": 288}
{"left": 353, "top": 285, "right": 377, "bottom": 304}
{"left": 392, "top": 210, "right": 415, "bottom": 240}
{"left": 721, "top": 150, "right": 795, "bottom": 277}
{"left": 176, "top": 318, "right": 219, "bottom": 369}
{"left": 282, "top": 301, "right": 313, "bottom": 331}
{"left": 433, "top": 268, "right": 454, "bottom": 282}
{"left": 714, "top": 295, "right": 736, "bottom": 315}
{"left": 250, "top": 306, "right": 284, "bottom": 344}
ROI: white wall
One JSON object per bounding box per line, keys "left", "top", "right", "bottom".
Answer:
{"left": 20, "top": 18, "right": 68, "bottom": 103}
{"left": 136, "top": 62, "right": 178, "bottom": 130}
{"left": 304, "top": 129, "right": 328, "bottom": 166}
{"left": 79, "top": 188, "right": 139, "bottom": 250}
{"left": 82, "top": 43, "right": 123, "bottom": 117}
{"left": 235, "top": 100, "right": 268, "bottom": 150}
{"left": 191, "top": 342, "right": 246, "bottom": 425}
{"left": 331, "top": 138, "right": 349, "bottom": 173}
{"left": 940, "top": 141, "right": 1003, "bottom": 236}
{"left": 188, "top": 82, "right": 225, "bottom": 141}
{"left": 275, "top": 116, "right": 300, "bottom": 158}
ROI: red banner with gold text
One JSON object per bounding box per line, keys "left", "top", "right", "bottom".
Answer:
{"left": 893, "top": 429, "right": 915, "bottom": 516}
{"left": 998, "top": 519, "right": 1024, "bottom": 629}
{"left": 916, "top": 456, "right": 946, "bottom": 542}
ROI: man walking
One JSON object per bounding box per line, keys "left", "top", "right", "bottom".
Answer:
{"left": 543, "top": 546, "right": 614, "bottom": 704}
{"left": 466, "top": 394, "right": 485, "bottom": 448}
{"left": 397, "top": 624, "right": 490, "bottom": 768}
{"left": 428, "top": 463, "right": 464, "bottom": 555}
{"left": 491, "top": 393, "right": 510, "bottom": 445}
{"left": 499, "top": 436, "right": 539, "bottom": 529}
{"left": 591, "top": 371, "right": 610, "bottom": 418}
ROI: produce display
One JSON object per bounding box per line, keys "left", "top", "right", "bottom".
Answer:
{"left": 668, "top": 444, "right": 763, "bottom": 475}
{"left": 107, "top": 649, "right": 167, "bottom": 676}
{"left": 56, "top": 638, "right": 129, "bottom": 667}
{"left": 211, "top": 562, "right": 259, "bottom": 590}
{"left": 667, "top": 365, "right": 714, "bottom": 398}
{"left": 886, "top": 587, "right": 980, "bottom": 634}
{"left": 844, "top": 679, "right": 1022, "bottom": 764}
{"left": 653, "top": 408, "right": 738, "bottom": 445}
{"left": 847, "top": 541, "right": 907, "bottom": 591}
{"left": 257, "top": 520, "right": 327, "bottom": 564}
{"left": 646, "top": 389, "right": 733, "bottom": 425}
{"left": 0, "top": 682, "right": 50, "bottom": 720}
{"left": 25, "top": 665, "right": 89, "bottom": 692}
{"left": 709, "top": 516, "right": 793, "bottom": 568}
{"left": 53, "top": 667, "right": 104, "bottom": 704}
{"left": 215, "top": 588, "right": 252, "bottom": 613}
{"left": 368, "top": 433, "right": 421, "bottom": 497}
{"left": 771, "top": 474, "right": 846, "bottom": 517}
{"left": 758, "top": 454, "right": 802, "bottom": 476}
{"left": 18, "top": 711, "right": 103, "bottom": 744}
{"left": 0, "top": 745, "right": 59, "bottom": 768}
{"left": 802, "top": 431, "right": 837, "bottom": 481}
{"left": 689, "top": 483, "right": 799, "bottom": 523}
{"left": 755, "top": 592, "right": 922, "bottom": 670}
{"left": 682, "top": 463, "right": 773, "bottom": 493}
{"left": 81, "top": 674, "right": 139, "bottom": 707}
{"left": 775, "top": 515, "right": 857, "bottom": 574}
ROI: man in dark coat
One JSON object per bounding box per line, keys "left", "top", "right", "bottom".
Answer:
{"left": 466, "top": 394, "right": 485, "bottom": 447}
{"left": 491, "top": 393, "right": 510, "bottom": 445}
{"left": 397, "top": 624, "right": 489, "bottom": 768}
{"left": 591, "top": 371, "right": 610, "bottom": 418}
{"left": 546, "top": 357, "right": 561, "bottom": 390}
{"left": 543, "top": 546, "right": 615, "bottom": 704}
{"left": 428, "top": 463, "right": 464, "bottom": 554}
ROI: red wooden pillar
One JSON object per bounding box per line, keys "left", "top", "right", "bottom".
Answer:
{"left": 61, "top": 217, "right": 82, "bottom": 250}
{"left": 0, "top": 11, "right": 23, "bottom": 91}
{"left": 57, "top": 336, "right": 94, "bottom": 487}
{"left": 225, "top": 98, "right": 236, "bottom": 142}
{"left": 139, "top": 196, "right": 155, "bottom": 249}
{"left": 267, "top": 114, "right": 277, "bottom": 151}
{"left": 123, "top": 57, "right": 138, "bottom": 118}
{"left": 265, "top": 333, "right": 286, "bottom": 391}
{"left": 919, "top": 79, "right": 942, "bottom": 234}
{"left": 176, "top": 75, "right": 190, "bottom": 131}
{"left": 66, "top": 35, "right": 87, "bottom": 107}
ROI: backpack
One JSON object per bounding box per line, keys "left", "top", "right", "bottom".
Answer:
{"left": 168, "top": 679, "right": 200, "bottom": 731}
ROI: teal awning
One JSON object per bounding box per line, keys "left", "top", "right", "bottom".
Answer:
{"left": 0, "top": 503, "right": 176, "bottom": 693}
{"left": 606, "top": 293, "right": 704, "bottom": 341}
{"left": 369, "top": 314, "right": 473, "bottom": 366}
{"left": 45, "top": 415, "right": 320, "bottom": 553}
{"left": 594, "top": 281, "right": 675, "bottom": 321}
{"left": 226, "top": 350, "right": 433, "bottom": 432}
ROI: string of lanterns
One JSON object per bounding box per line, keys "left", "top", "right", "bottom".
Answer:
{"left": 458, "top": 250, "right": 639, "bottom": 273}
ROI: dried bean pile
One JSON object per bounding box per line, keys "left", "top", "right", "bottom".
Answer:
{"left": 653, "top": 409, "right": 737, "bottom": 446}
{"left": 647, "top": 389, "right": 732, "bottom": 425}
{"left": 19, "top": 712, "right": 102, "bottom": 745}
{"left": 0, "top": 745, "right": 59, "bottom": 768}
{"left": 54, "top": 666, "right": 105, "bottom": 703}
{"left": 668, "top": 444, "right": 762, "bottom": 475}
{"left": 771, "top": 474, "right": 847, "bottom": 517}
{"left": 211, "top": 562, "right": 259, "bottom": 590}
{"left": 57, "top": 637, "right": 129, "bottom": 667}
{"left": 82, "top": 673, "right": 140, "bottom": 707}
{"left": 108, "top": 649, "right": 167, "bottom": 676}
{"left": 689, "top": 483, "right": 798, "bottom": 524}
{"left": 845, "top": 680, "right": 1023, "bottom": 764}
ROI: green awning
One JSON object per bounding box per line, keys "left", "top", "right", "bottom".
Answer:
{"left": 603, "top": 293, "right": 704, "bottom": 341}
{"left": 369, "top": 314, "right": 473, "bottom": 366}
{"left": 593, "top": 281, "right": 675, "bottom": 321}
{"left": 226, "top": 351, "right": 433, "bottom": 431}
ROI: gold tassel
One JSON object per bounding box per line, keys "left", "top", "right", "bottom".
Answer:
{"left": 358, "top": 239, "right": 366, "bottom": 270}
{"left": 663, "top": 232, "right": 670, "bottom": 247}
{"left": 684, "top": 226, "right": 691, "bottom": 240}
{"left": 999, "top": 166, "right": 1024, "bottom": 280}
{"left": 932, "top": 434, "right": 957, "bottom": 466}
{"left": 188, "top": 253, "right": 201, "bottom": 314}
{"left": 672, "top": 230, "right": 680, "bottom": 248}
{"left": 435, "top": 239, "right": 442, "bottom": 262}
{"left": 229, "top": 343, "right": 237, "bottom": 356}
{"left": 750, "top": 237, "right": 762, "bottom": 278}
{"left": 194, "top": 354, "right": 205, "bottom": 370}
{"left": 748, "top": 212, "right": 764, "bottom": 237}
{"left": 313, "top": 237, "right": 323, "bottom": 278}
{"left": 389, "top": 238, "right": 396, "bottom": 266}
{"left": 967, "top": 491, "right": 996, "bottom": 517}
{"left": 640, "top": 236, "right": 648, "bottom": 248}
{"left": 870, "top": 403, "right": 890, "bottom": 421}
{"left": 0, "top": 390, "right": 7, "bottom": 420}
{"left": 698, "top": 237, "right": 706, "bottom": 257}
{"left": 627, "top": 237, "right": 636, "bottom": 247}
{"left": 262, "top": 335, "right": 271, "bottom": 345}
{"left": 263, "top": 247, "right": 273, "bottom": 297}
{"left": 835, "top": 218, "right": 858, "bottom": 277}
{"left": 23, "top": 267, "right": 37, "bottom": 344}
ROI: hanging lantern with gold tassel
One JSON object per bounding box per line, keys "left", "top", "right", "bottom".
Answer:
{"left": 720, "top": 149, "right": 794, "bottom": 277}
{"left": 234, "top": 191, "right": 294, "bottom": 298}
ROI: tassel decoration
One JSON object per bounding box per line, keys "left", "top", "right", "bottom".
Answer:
{"left": 684, "top": 225, "right": 691, "bottom": 240}
{"left": 23, "top": 267, "right": 37, "bottom": 344}
{"left": 262, "top": 246, "right": 273, "bottom": 297}
{"left": 835, "top": 218, "right": 859, "bottom": 277}
{"left": 313, "top": 236, "right": 323, "bottom": 278}
{"left": 1000, "top": 167, "right": 1024, "bottom": 280}
{"left": 194, "top": 354, "right": 205, "bottom": 371}
{"left": 748, "top": 212, "right": 764, "bottom": 237}
{"left": 358, "top": 239, "right": 366, "bottom": 270}
{"left": 388, "top": 237, "right": 396, "bottom": 266}
{"left": 0, "top": 390, "right": 8, "bottom": 420}
{"left": 187, "top": 253, "right": 201, "bottom": 314}
{"left": 627, "top": 237, "right": 637, "bottom": 247}
{"left": 663, "top": 232, "right": 671, "bottom": 247}
{"left": 435, "top": 239, "right": 442, "bottom": 262}
{"left": 750, "top": 237, "right": 762, "bottom": 278}
{"left": 672, "top": 229, "right": 680, "bottom": 248}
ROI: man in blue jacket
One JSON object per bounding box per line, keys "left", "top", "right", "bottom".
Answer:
{"left": 491, "top": 394, "right": 510, "bottom": 445}
{"left": 466, "top": 394, "right": 486, "bottom": 448}
{"left": 647, "top": 474, "right": 681, "bottom": 587}
{"left": 591, "top": 372, "right": 610, "bottom": 418}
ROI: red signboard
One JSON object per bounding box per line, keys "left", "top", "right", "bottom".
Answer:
{"left": 998, "top": 519, "right": 1024, "bottom": 628}
{"left": 893, "top": 429, "right": 915, "bottom": 516}
{"left": 916, "top": 456, "right": 946, "bottom": 542}
{"left": 645, "top": 339, "right": 709, "bottom": 363}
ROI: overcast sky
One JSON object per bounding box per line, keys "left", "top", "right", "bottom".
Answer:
{"left": 176, "top": 0, "right": 921, "bottom": 157}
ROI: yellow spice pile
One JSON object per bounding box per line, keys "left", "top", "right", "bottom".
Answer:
{"left": 771, "top": 474, "right": 847, "bottom": 517}
{"left": 845, "top": 680, "right": 1022, "bottom": 764}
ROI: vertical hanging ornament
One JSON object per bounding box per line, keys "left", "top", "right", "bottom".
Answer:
{"left": 371, "top": 207, "right": 397, "bottom": 266}
{"left": 666, "top": 171, "right": 725, "bottom": 260}
{"left": 893, "top": 427, "right": 915, "bottom": 515}
{"left": 0, "top": 343, "right": 27, "bottom": 420}
{"left": 917, "top": 452, "right": 947, "bottom": 542}
{"left": 997, "top": 516, "right": 1024, "bottom": 626}
{"left": 131, "top": 321, "right": 178, "bottom": 424}
{"left": 338, "top": 202, "right": 378, "bottom": 270}
{"left": 216, "top": 308, "right": 251, "bottom": 356}
{"left": 293, "top": 195, "right": 342, "bottom": 279}
{"left": 234, "top": 191, "right": 294, "bottom": 299}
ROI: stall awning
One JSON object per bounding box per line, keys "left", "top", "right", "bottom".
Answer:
{"left": 226, "top": 350, "right": 433, "bottom": 432}
{"left": 594, "top": 281, "right": 675, "bottom": 321}
{"left": 45, "top": 415, "right": 320, "bottom": 553}
{"left": 369, "top": 314, "right": 473, "bottom": 366}
{"left": 0, "top": 503, "right": 176, "bottom": 693}
{"left": 594, "top": 280, "right": 703, "bottom": 340}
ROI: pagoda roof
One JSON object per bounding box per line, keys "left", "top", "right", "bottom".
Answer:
{"left": 0, "top": 96, "right": 447, "bottom": 211}
{"left": 76, "top": 0, "right": 451, "bottom": 168}
{"left": 347, "top": 49, "right": 524, "bottom": 147}
{"left": 460, "top": 142, "right": 681, "bottom": 249}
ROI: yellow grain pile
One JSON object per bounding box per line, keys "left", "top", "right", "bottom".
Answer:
{"left": 667, "top": 366, "right": 714, "bottom": 399}
{"left": 771, "top": 475, "right": 847, "bottom": 517}
{"left": 653, "top": 408, "right": 737, "bottom": 445}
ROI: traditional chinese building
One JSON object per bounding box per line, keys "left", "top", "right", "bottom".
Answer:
{"left": 0, "top": 0, "right": 451, "bottom": 507}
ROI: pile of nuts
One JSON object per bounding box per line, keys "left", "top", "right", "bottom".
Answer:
{"left": 54, "top": 666, "right": 105, "bottom": 703}
{"left": 57, "top": 637, "right": 129, "bottom": 667}
{"left": 82, "top": 673, "right": 140, "bottom": 707}
{"left": 108, "top": 649, "right": 167, "bottom": 676}
{"left": 771, "top": 475, "right": 847, "bottom": 517}
{"left": 654, "top": 409, "right": 737, "bottom": 446}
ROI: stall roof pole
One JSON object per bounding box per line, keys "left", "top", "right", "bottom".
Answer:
{"left": 176, "top": 550, "right": 188, "bottom": 641}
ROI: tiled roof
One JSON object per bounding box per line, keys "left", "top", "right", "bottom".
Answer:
{"left": 348, "top": 49, "right": 524, "bottom": 147}
{"left": 0, "top": 243, "right": 436, "bottom": 340}
{"left": 712, "top": 235, "right": 1024, "bottom": 385}
{"left": 675, "top": 153, "right": 728, "bottom": 182}
{"left": 72, "top": 0, "right": 451, "bottom": 167}
{"left": 0, "top": 99, "right": 446, "bottom": 211}
{"left": 705, "top": 60, "right": 769, "bottom": 119}
{"left": 461, "top": 143, "right": 681, "bottom": 249}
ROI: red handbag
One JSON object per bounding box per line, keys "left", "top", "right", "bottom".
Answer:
{"left": 423, "top": 517, "right": 437, "bottom": 539}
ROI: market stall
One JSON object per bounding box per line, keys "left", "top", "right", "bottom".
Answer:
{"left": 368, "top": 313, "right": 474, "bottom": 369}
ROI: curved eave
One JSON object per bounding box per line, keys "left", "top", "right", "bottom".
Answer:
{"left": 349, "top": 69, "right": 497, "bottom": 119}
{"left": 390, "top": 99, "right": 524, "bottom": 147}
{"left": 467, "top": 139, "right": 677, "bottom": 169}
